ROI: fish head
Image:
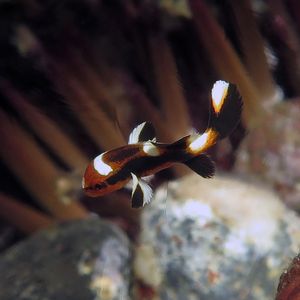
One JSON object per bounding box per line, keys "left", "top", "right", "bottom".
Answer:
{"left": 82, "top": 161, "right": 111, "bottom": 197}
{"left": 82, "top": 155, "right": 128, "bottom": 197}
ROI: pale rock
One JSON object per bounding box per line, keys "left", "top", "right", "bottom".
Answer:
{"left": 134, "top": 174, "right": 300, "bottom": 300}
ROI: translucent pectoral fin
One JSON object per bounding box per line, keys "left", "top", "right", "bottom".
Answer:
{"left": 184, "top": 154, "right": 215, "bottom": 178}
{"left": 131, "top": 173, "right": 153, "bottom": 208}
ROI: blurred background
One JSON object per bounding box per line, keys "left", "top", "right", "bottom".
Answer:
{"left": 0, "top": 0, "right": 300, "bottom": 299}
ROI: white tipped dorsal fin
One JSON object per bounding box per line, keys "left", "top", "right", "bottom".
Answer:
{"left": 128, "top": 122, "right": 156, "bottom": 144}
{"left": 131, "top": 173, "right": 153, "bottom": 208}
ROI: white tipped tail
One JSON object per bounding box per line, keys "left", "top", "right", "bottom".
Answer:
{"left": 211, "top": 80, "right": 229, "bottom": 114}
{"left": 187, "top": 80, "right": 242, "bottom": 154}
{"left": 209, "top": 80, "right": 242, "bottom": 139}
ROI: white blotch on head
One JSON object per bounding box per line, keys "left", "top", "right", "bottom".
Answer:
{"left": 81, "top": 177, "right": 86, "bottom": 189}
{"left": 212, "top": 80, "right": 229, "bottom": 113}
{"left": 143, "top": 142, "right": 160, "bottom": 156}
{"left": 93, "top": 153, "right": 113, "bottom": 176}
{"left": 189, "top": 132, "right": 209, "bottom": 152}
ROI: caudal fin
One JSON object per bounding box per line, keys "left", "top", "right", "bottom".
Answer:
{"left": 209, "top": 80, "right": 243, "bottom": 139}
{"left": 184, "top": 80, "right": 242, "bottom": 156}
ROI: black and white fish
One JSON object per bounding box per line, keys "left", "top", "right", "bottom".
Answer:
{"left": 82, "top": 80, "right": 242, "bottom": 208}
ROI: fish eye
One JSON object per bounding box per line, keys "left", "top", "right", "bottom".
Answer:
{"left": 95, "top": 183, "right": 102, "bottom": 190}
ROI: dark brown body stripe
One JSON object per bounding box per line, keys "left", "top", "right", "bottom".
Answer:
{"left": 102, "top": 146, "right": 140, "bottom": 162}
{"left": 106, "top": 145, "right": 190, "bottom": 185}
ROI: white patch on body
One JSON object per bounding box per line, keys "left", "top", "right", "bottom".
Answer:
{"left": 189, "top": 132, "right": 209, "bottom": 152}
{"left": 143, "top": 142, "right": 160, "bottom": 156}
{"left": 93, "top": 153, "right": 113, "bottom": 176}
{"left": 211, "top": 80, "right": 229, "bottom": 113}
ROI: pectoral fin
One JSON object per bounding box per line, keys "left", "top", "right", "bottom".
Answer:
{"left": 128, "top": 122, "right": 156, "bottom": 144}
{"left": 131, "top": 173, "right": 153, "bottom": 208}
{"left": 184, "top": 154, "right": 215, "bottom": 178}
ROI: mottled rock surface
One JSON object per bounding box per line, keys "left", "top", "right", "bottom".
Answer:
{"left": 134, "top": 174, "right": 300, "bottom": 300}
{"left": 0, "top": 217, "right": 131, "bottom": 300}
{"left": 236, "top": 101, "right": 300, "bottom": 210}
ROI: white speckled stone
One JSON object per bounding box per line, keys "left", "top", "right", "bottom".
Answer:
{"left": 134, "top": 174, "right": 300, "bottom": 300}
{"left": 0, "top": 217, "right": 131, "bottom": 300}
{"left": 235, "top": 102, "right": 300, "bottom": 209}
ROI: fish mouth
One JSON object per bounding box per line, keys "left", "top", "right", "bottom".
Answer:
{"left": 83, "top": 182, "right": 107, "bottom": 197}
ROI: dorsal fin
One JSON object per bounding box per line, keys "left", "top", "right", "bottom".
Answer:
{"left": 128, "top": 122, "right": 156, "bottom": 144}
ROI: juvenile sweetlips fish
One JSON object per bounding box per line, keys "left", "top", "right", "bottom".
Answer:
{"left": 82, "top": 80, "right": 243, "bottom": 208}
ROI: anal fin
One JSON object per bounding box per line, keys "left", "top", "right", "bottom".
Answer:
{"left": 184, "top": 154, "right": 215, "bottom": 178}
{"left": 131, "top": 173, "right": 153, "bottom": 208}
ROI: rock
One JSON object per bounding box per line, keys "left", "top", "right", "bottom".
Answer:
{"left": 0, "top": 221, "right": 15, "bottom": 252}
{"left": 235, "top": 101, "right": 300, "bottom": 210}
{"left": 0, "top": 217, "right": 131, "bottom": 300}
{"left": 134, "top": 174, "right": 300, "bottom": 300}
